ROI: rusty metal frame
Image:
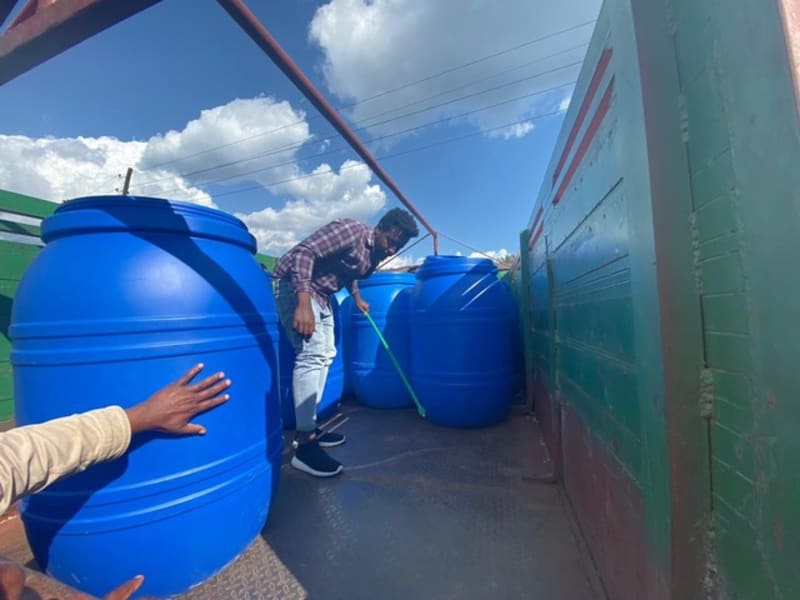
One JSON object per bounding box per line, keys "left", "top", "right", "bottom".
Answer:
{"left": 0, "top": 0, "right": 438, "bottom": 254}
{"left": 0, "top": 0, "right": 162, "bottom": 85}
{"left": 216, "top": 0, "right": 438, "bottom": 253}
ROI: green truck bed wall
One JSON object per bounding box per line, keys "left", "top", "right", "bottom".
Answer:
{"left": 668, "top": 0, "right": 800, "bottom": 596}
{"left": 0, "top": 190, "right": 276, "bottom": 429}
{"left": 0, "top": 190, "right": 55, "bottom": 429}
{"left": 519, "top": 0, "right": 800, "bottom": 597}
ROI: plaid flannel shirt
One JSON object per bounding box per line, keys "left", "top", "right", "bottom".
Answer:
{"left": 273, "top": 219, "right": 378, "bottom": 308}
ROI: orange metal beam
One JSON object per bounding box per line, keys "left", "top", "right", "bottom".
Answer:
{"left": 217, "top": 0, "right": 439, "bottom": 254}
{"left": 0, "top": 0, "right": 162, "bottom": 85}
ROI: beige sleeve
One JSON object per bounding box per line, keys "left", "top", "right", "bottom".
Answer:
{"left": 0, "top": 406, "right": 132, "bottom": 515}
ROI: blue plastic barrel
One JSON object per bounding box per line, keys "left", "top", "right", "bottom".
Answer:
{"left": 339, "top": 292, "right": 355, "bottom": 397}
{"left": 410, "top": 256, "right": 515, "bottom": 427}
{"left": 325, "top": 289, "right": 347, "bottom": 418}
{"left": 10, "top": 196, "right": 281, "bottom": 598}
{"left": 278, "top": 290, "right": 344, "bottom": 429}
{"left": 351, "top": 272, "right": 415, "bottom": 408}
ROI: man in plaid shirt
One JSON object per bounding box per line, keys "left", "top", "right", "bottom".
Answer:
{"left": 273, "top": 208, "right": 419, "bottom": 477}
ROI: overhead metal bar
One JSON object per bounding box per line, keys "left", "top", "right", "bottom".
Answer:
{"left": 216, "top": 0, "right": 439, "bottom": 254}
{"left": 0, "top": 0, "right": 162, "bottom": 85}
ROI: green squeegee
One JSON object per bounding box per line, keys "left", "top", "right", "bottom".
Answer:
{"left": 362, "top": 310, "right": 426, "bottom": 419}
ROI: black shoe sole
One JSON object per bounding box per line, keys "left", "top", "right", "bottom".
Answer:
{"left": 318, "top": 436, "right": 346, "bottom": 448}
{"left": 290, "top": 456, "right": 343, "bottom": 477}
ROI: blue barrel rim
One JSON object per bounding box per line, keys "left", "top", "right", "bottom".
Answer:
{"left": 416, "top": 255, "right": 497, "bottom": 278}
{"left": 356, "top": 272, "right": 417, "bottom": 288}
{"left": 42, "top": 195, "right": 256, "bottom": 252}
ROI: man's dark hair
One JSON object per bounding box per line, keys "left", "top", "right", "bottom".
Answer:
{"left": 377, "top": 208, "right": 419, "bottom": 238}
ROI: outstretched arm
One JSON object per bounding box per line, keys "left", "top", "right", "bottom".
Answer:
{"left": 0, "top": 363, "right": 231, "bottom": 515}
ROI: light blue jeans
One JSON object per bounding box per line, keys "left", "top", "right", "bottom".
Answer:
{"left": 275, "top": 278, "right": 336, "bottom": 432}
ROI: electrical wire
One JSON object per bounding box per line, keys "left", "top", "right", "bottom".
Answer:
{"left": 147, "top": 79, "right": 576, "bottom": 196}
{"left": 134, "top": 60, "right": 580, "bottom": 191}
{"left": 136, "top": 20, "right": 594, "bottom": 172}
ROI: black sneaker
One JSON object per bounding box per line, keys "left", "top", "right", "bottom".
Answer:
{"left": 315, "top": 428, "right": 346, "bottom": 448}
{"left": 291, "top": 440, "right": 343, "bottom": 477}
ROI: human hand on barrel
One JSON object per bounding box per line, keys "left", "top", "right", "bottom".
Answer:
{"left": 63, "top": 572, "right": 145, "bottom": 599}
{"left": 125, "top": 363, "right": 232, "bottom": 436}
{"left": 0, "top": 562, "right": 144, "bottom": 600}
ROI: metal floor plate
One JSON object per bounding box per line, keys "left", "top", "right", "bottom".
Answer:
{"left": 181, "top": 403, "right": 603, "bottom": 600}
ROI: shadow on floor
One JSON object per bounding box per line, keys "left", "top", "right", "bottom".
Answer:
{"left": 183, "top": 402, "right": 602, "bottom": 600}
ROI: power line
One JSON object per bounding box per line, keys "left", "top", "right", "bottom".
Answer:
{"left": 377, "top": 233, "right": 432, "bottom": 270}
{"left": 351, "top": 60, "right": 579, "bottom": 130}
{"left": 137, "top": 20, "right": 594, "bottom": 172}
{"left": 143, "top": 76, "right": 576, "bottom": 193}
{"left": 135, "top": 54, "right": 582, "bottom": 189}
{"left": 351, "top": 45, "right": 586, "bottom": 126}
{"left": 150, "top": 79, "right": 576, "bottom": 196}
{"left": 349, "top": 20, "right": 594, "bottom": 109}
{"left": 438, "top": 232, "right": 502, "bottom": 263}
{"left": 204, "top": 108, "right": 566, "bottom": 201}
{"left": 134, "top": 58, "right": 581, "bottom": 191}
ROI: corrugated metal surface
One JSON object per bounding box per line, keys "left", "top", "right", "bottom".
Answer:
{"left": 521, "top": 0, "right": 800, "bottom": 597}
{"left": 1, "top": 403, "right": 605, "bottom": 599}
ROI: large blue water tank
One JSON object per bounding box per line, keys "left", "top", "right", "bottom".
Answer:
{"left": 339, "top": 292, "right": 355, "bottom": 397}
{"left": 410, "top": 256, "right": 515, "bottom": 427}
{"left": 9, "top": 196, "right": 281, "bottom": 598}
{"left": 326, "top": 289, "right": 347, "bottom": 417}
{"left": 351, "top": 272, "right": 415, "bottom": 409}
{"left": 278, "top": 290, "right": 344, "bottom": 428}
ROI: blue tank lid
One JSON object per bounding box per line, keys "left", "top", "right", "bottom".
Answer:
{"left": 357, "top": 271, "right": 417, "bottom": 287}
{"left": 416, "top": 255, "right": 497, "bottom": 278}
{"left": 42, "top": 195, "right": 256, "bottom": 253}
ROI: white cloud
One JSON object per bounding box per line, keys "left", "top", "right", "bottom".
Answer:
{"left": 137, "top": 97, "right": 311, "bottom": 191}
{"left": 378, "top": 253, "right": 425, "bottom": 270}
{"left": 309, "top": 0, "right": 599, "bottom": 144}
{"left": 236, "top": 160, "right": 387, "bottom": 256}
{"left": 0, "top": 134, "right": 214, "bottom": 207}
{"left": 488, "top": 121, "right": 535, "bottom": 140}
{"left": 0, "top": 96, "right": 317, "bottom": 210}
{"left": 0, "top": 97, "right": 390, "bottom": 256}
{"left": 469, "top": 248, "right": 511, "bottom": 261}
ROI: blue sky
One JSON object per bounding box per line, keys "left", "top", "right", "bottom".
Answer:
{"left": 1, "top": 0, "right": 600, "bottom": 263}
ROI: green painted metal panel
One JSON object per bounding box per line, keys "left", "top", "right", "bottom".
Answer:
{"left": 0, "top": 189, "right": 53, "bottom": 427}
{"left": 1, "top": 241, "right": 44, "bottom": 273}
{"left": 700, "top": 254, "right": 746, "bottom": 295}
{"left": 0, "top": 220, "right": 41, "bottom": 237}
{"left": 670, "top": 0, "right": 800, "bottom": 595}
{"left": 254, "top": 253, "right": 276, "bottom": 271}
{"left": 0, "top": 250, "right": 46, "bottom": 424}
{"left": 523, "top": 0, "right": 734, "bottom": 595}
{"left": 523, "top": 0, "right": 798, "bottom": 595}
{"left": 522, "top": 1, "right": 679, "bottom": 595}
{"left": 517, "top": 229, "right": 536, "bottom": 409}
{"left": 0, "top": 363, "right": 12, "bottom": 425}
{"left": 0, "top": 189, "right": 57, "bottom": 219}
{"left": 690, "top": 150, "right": 737, "bottom": 210}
